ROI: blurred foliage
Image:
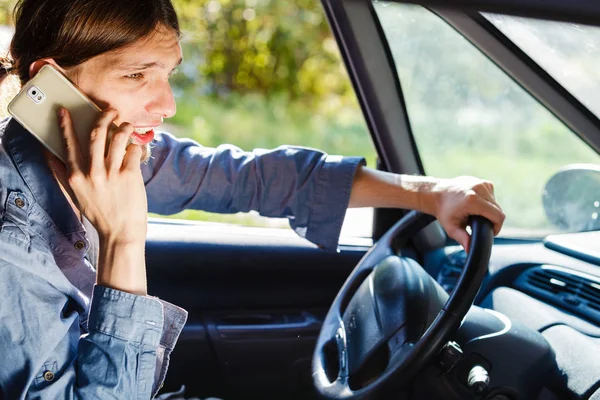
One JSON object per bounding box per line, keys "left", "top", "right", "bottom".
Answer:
{"left": 0, "top": 0, "right": 16, "bottom": 25}
{"left": 172, "top": 0, "right": 357, "bottom": 110}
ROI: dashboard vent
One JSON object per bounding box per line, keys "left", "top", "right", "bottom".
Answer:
{"left": 527, "top": 268, "right": 579, "bottom": 294}
{"left": 516, "top": 265, "right": 600, "bottom": 323}
{"left": 581, "top": 282, "right": 600, "bottom": 312}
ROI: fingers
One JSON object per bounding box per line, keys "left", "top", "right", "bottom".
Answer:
{"left": 474, "top": 182, "right": 502, "bottom": 210}
{"left": 471, "top": 182, "right": 505, "bottom": 236}
{"left": 480, "top": 180, "right": 494, "bottom": 195}
{"left": 58, "top": 108, "right": 84, "bottom": 174}
{"left": 106, "top": 122, "right": 134, "bottom": 171}
{"left": 89, "top": 109, "right": 119, "bottom": 171}
{"left": 122, "top": 143, "right": 143, "bottom": 171}
{"left": 468, "top": 192, "right": 505, "bottom": 236}
{"left": 448, "top": 227, "right": 471, "bottom": 253}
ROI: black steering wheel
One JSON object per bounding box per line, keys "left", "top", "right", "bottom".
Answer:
{"left": 312, "top": 211, "right": 494, "bottom": 399}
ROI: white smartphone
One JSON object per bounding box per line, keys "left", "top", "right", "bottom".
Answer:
{"left": 8, "top": 64, "right": 110, "bottom": 163}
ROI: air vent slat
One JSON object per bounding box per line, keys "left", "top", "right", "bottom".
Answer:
{"left": 527, "top": 273, "right": 577, "bottom": 293}
{"left": 564, "top": 274, "right": 582, "bottom": 281}
{"left": 579, "top": 291, "right": 600, "bottom": 306}
{"left": 581, "top": 285, "right": 600, "bottom": 298}
{"left": 527, "top": 277, "right": 556, "bottom": 292}
{"left": 589, "top": 303, "right": 600, "bottom": 312}
{"left": 540, "top": 271, "right": 581, "bottom": 287}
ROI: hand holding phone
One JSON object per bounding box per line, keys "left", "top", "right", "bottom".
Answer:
{"left": 58, "top": 107, "right": 149, "bottom": 295}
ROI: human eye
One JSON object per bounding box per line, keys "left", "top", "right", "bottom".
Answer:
{"left": 125, "top": 72, "right": 144, "bottom": 80}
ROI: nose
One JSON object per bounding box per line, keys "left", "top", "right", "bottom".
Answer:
{"left": 147, "top": 80, "right": 177, "bottom": 119}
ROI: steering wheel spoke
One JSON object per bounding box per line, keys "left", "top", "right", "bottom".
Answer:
{"left": 388, "top": 341, "right": 415, "bottom": 370}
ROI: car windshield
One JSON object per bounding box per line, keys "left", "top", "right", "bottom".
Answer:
{"left": 373, "top": 2, "right": 600, "bottom": 238}
{"left": 484, "top": 14, "right": 600, "bottom": 119}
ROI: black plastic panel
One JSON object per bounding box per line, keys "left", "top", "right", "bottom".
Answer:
{"left": 393, "top": 0, "right": 600, "bottom": 26}
{"left": 145, "top": 221, "right": 368, "bottom": 398}
{"left": 426, "top": 239, "right": 600, "bottom": 307}
{"left": 145, "top": 221, "right": 368, "bottom": 310}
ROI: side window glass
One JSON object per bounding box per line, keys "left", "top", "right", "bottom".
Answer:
{"left": 153, "top": 0, "right": 377, "bottom": 237}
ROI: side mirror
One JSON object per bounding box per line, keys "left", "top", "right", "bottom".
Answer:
{"left": 542, "top": 164, "right": 600, "bottom": 232}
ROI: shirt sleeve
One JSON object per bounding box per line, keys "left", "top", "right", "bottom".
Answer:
{"left": 0, "top": 279, "right": 188, "bottom": 400}
{"left": 142, "top": 132, "right": 366, "bottom": 251}
{"left": 80, "top": 285, "right": 188, "bottom": 399}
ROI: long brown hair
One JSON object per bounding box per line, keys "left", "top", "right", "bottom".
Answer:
{"left": 0, "top": 0, "right": 180, "bottom": 86}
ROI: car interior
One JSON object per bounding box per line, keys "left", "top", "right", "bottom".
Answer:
{"left": 3, "top": 0, "right": 600, "bottom": 399}
{"left": 146, "top": 1, "right": 600, "bottom": 399}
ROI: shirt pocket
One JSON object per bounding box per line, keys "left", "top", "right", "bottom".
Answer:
{"left": 0, "top": 191, "right": 31, "bottom": 247}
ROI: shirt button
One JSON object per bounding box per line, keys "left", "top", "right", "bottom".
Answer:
{"left": 43, "top": 370, "right": 55, "bottom": 382}
{"left": 14, "top": 198, "right": 25, "bottom": 208}
{"left": 74, "top": 241, "right": 86, "bottom": 251}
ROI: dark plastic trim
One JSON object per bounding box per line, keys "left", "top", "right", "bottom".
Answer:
{"left": 388, "top": 0, "right": 600, "bottom": 27}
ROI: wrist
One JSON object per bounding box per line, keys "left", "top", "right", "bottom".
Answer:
{"left": 97, "top": 238, "right": 147, "bottom": 296}
{"left": 414, "top": 176, "right": 441, "bottom": 216}
{"left": 98, "top": 228, "right": 146, "bottom": 247}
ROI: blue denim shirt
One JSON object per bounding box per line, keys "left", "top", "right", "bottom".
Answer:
{"left": 0, "top": 117, "right": 364, "bottom": 399}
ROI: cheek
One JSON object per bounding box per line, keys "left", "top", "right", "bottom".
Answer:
{"left": 73, "top": 75, "right": 135, "bottom": 121}
{"left": 88, "top": 93, "right": 137, "bottom": 125}
{"left": 70, "top": 74, "right": 111, "bottom": 108}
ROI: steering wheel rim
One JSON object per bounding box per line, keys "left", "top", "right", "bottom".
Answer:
{"left": 312, "top": 211, "right": 494, "bottom": 399}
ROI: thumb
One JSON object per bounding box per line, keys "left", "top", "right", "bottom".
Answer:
{"left": 449, "top": 227, "right": 471, "bottom": 253}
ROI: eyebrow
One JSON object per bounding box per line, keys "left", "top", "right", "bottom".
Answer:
{"left": 117, "top": 57, "right": 183, "bottom": 71}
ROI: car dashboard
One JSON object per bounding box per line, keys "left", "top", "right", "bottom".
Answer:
{"left": 427, "top": 231, "right": 600, "bottom": 399}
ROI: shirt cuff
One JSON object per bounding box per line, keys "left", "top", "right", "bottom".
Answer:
{"left": 88, "top": 285, "right": 165, "bottom": 347}
{"left": 303, "top": 155, "right": 366, "bottom": 252}
{"left": 151, "top": 299, "right": 188, "bottom": 397}
{"left": 156, "top": 299, "right": 188, "bottom": 350}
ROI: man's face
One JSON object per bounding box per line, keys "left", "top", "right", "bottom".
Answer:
{"left": 64, "top": 25, "right": 182, "bottom": 161}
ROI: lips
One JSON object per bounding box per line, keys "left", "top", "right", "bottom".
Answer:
{"left": 131, "top": 128, "right": 156, "bottom": 145}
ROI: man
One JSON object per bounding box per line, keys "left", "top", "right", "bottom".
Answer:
{"left": 0, "top": 0, "right": 505, "bottom": 398}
